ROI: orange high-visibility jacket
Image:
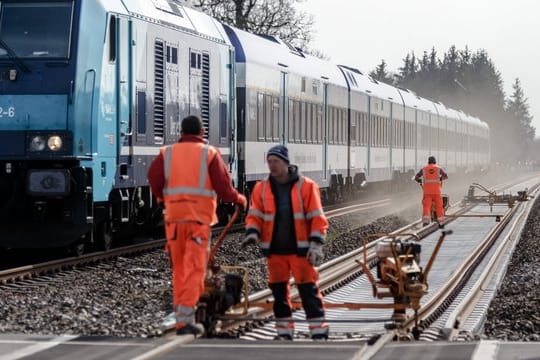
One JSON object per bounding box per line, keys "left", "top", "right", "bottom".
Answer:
{"left": 246, "top": 176, "right": 328, "bottom": 256}
{"left": 420, "top": 164, "right": 444, "bottom": 195}
{"left": 161, "top": 142, "right": 218, "bottom": 225}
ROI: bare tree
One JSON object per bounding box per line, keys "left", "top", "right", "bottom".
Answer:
{"left": 192, "top": 0, "right": 314, "bottom": 48}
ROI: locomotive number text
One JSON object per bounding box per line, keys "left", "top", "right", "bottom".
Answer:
{"left": 0, "top": 106, "right": 15, "bottom": 118}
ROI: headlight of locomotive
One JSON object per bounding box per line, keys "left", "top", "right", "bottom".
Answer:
{"left": 30, "top": 136, "right": 46, "bottom": 152}
{"left": 47, "top": 135, "right": 63, "bottom": 151}
{"left": 26, "top": 131, "right": 72, "bottom": 155}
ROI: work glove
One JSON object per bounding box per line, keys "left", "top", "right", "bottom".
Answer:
{"left": 241, "top": 233, "right": 258, "bottom": 249}
{"left": 235, "top": 194, "right": 248, "bottom": 211}
{"left": 306, "top": 241, "right": 324, "bottom": 266}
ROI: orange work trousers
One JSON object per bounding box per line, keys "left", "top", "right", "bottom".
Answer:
{"left": 422, "top": 193, "right": 444, "bottom": 223}
{"left": 267, "top": 254, "right": 319, "bottom": 284}
{"left": 165, "top": 221, "right": 210, "bottom": 308}
{"left": 267, "top": 255, "right": 325, "bottom": 320}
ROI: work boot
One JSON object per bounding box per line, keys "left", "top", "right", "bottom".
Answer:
{"left": 422, "top": 222, "right": 429, "bottom": 227}
{"left": 311, "top": 333, "right": 328, "bottom": 341}
{"left": 438, "top": 223, "right": 445, "bottom": 229}
{"left": 176, "top": 323, "right": 205, "bottom": 336}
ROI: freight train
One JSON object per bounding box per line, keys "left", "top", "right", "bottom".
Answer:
{"left": 0, "top": 0, "right": 490, "bottom": 252}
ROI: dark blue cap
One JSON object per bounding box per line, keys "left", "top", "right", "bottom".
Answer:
{"left": 267, "top": 145, "right": 289, "bottom": 164}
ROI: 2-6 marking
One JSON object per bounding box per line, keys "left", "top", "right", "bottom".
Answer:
{"left": 0, "top": 106, "right": 15, "bottom": 117}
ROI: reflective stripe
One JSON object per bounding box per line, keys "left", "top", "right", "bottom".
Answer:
{"left": 422, "top": 215, "right": 431, "bottom": 221}
{"left": 424, "top": 179, "right": 440, "bottom": 183}
{"left": 275, "top": 317, "right": 294, "bottom": 328}
{"left": 310, "top": 231, "right": 325, "bottom": 239}
{"left": 308, "top": 317, "right": 329, "bottom": 336}
{"left": 245, "top": 233, "right": 259, "bottom": 241}
{"left": 297, "top": 240, "right": 309, "bottom": 248}
{"left": 261, "top": 179, "right": 269, "bottom": 210}
{"left": 293, "top": 212, "right": 305, "bottom": 220}
{"left": 175, "top": 305, "right": 195, "bottom": 324}
{"left": 199, "top": 144, "right": 209, "bottom": 188}
{"left": 307, "top": 317, "right": 326, "bottom": 327}
{"left": 309, "top": 325, "right": 329, "bottom": 335}
{"left": 275, "top": 318, "right": 294, "bottom": 337}
{"left": 306, "top": 209, "right": 323, "bottom": 219}
{"left": 259, "top": 242, "right": 271, "bottom": 249}
{"left": 296, "top": 176, "right": 305, "bottom": 216}
{"left": 248, "top": 208, "right": 275, "bottom": 221}
{"left": 163, "top": 187, "right": 217, "bottom": 197}
{"left": 246, "top": 224, "right": 261, "bottom": 232}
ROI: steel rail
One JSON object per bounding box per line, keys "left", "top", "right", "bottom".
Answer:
{"left": 440, "top": 184, "right": 539, "bottom": 340}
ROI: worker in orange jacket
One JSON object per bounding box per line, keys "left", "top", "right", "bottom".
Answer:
{"left": 243, "top": 145, "right": 329, "bottom": 340}
{"left": 148, "top": 115, "right": 247, "bottom": 336}
{"left": 414, "top": 156, "right": 448, "bottom": 228}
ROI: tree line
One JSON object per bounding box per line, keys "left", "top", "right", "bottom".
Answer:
{"left": 190, "top": 0, "right": 535, "bottom": 163}
{"left": 370, "top": 47, "right": 535, "bottom": 163}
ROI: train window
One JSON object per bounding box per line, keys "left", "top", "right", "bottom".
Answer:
{"left": 317, "top": 105, "right": 323, "bottom": 144}
{"left": 342, "top": 109, "right": 347, "bottom": 145}
{"left": 172, "top": 48, "right": 178, "bottom": 64}
{"left": 393, "top": 120, "right": 398, "bottom": 147}
{"left": 351, "top": 112, "right": 357, "bottom": 144}
{"left": 306, "top": 103, "right": 312, "bottom": 143}
{"left": 335, "top": 108, "right": 340, "bottom": 144}
{"left": 167, "top": 46, "right": 178, "bottom": 64}
{"left": 373, "top": 116, "right": 378, "bottom": 147}
{"left": 191, "top": 51, "right": 202, "bottom": 69}
{"left": 312, "top": 80, "right": 319, "bottom": 95}
{"left": 272, "top": 97, "right": 279, "bottom": 142}
{"left": 288, "top": 99, "right": 295, "bottom": 142}
{"left": 109, "top": 16, "right": 117, "bottom": 62}
{"left": 295, "top": 101, "right": 301, "bottom": 143}
{"left": 342, "top": 109, "right": 346, "bottom": 144}
{"left": 265, "top": 95, "right": 272, "bottom": 141}
{"left": 0, "top": 2, "right": 74, "bottom": 59}
{"left": 364, "top": 113, "right": 368, "bottom": 146}
{"left": 380, "top": 117, "right": 384, "bottom": 146}
{"left": 257, "top": 93, "right": 264, "bottom": 141}
{"left": 327, "top": 107, "right": 333, "bottom": 144}
{"left": 300, "top": 102, "right": 306, "bottom": 143}
{"left": 219, "top": 101, "right": 227, "bottom": 142}
{"left": 332, "top": 107, "right": 338, "bottom": 144}
{"left": 334, "top": 108, "right": 339, "bottom": 144}
{"left": 136, "top": 91, "right": 146, "bottom": 134}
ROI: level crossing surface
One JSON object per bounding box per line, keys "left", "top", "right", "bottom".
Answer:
{"left": 2, "top": 334, "right": 540, "bottom": 360}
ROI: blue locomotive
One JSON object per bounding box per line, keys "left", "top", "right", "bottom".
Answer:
{"left": 0, "top": 0, "right": 489, "bottom": 252}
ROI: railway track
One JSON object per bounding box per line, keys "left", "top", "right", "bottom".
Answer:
{"left": 0, "top": 195, "right": 397, "bottom": 285}
{"left": 159, "top": 176, "right": 539, "bottom": 348}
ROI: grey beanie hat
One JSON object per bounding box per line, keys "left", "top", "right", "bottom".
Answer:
{"left": 267, "top": 145, "right": 290, "bottom": 164}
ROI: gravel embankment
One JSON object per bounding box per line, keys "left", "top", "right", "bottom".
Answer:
{"left": 483, "top": 194, "right": 540, "bottom": 342}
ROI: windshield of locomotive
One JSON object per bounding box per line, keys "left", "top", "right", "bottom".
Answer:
{"left": 0, "top": 2, "right": 73, "bottom": 59}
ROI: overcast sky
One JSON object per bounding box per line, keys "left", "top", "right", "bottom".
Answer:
{"left": 299, "top": 0, "right": 539, "bottom": 133}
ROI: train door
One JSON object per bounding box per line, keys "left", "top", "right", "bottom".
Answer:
{"left": 227, "top": 48, "right": 238, "bottom": 186}
{"left": 322, "top": 83, "right": 329, "bottom": 180}
{"left": 280, "top": 71, "right": 288, "bottom": 144}
{"left": 117, "top": 17, "right": 132, "bottom": 181}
